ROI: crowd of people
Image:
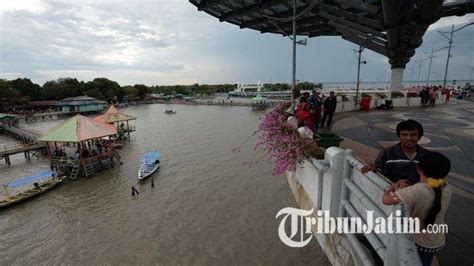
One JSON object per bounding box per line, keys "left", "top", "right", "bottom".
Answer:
{"left": 50, "top": 140, "right": 110, "bottom": 161}
{"left": 419, "top": 85, "right": 472, "bottom": 107}
{"left": 295, "top": 90, "right": 338, "bottom": 133}
{"left": 419, "top": 86, "right": 442, "bottom": 107}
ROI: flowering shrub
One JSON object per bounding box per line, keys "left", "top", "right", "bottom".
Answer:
{"left": 255, "top": 102, "right": 325, "bottom": 176}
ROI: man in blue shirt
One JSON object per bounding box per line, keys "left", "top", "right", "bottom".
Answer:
{"left": 362, "top": 119, "right": 432, "bottom": 184}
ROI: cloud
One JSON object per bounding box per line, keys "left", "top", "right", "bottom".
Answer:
{"left": 428, "top": 14, "right": 474, "bottom": 31}
{"left": 0, "top": 1, "right": 472, "bottom": 86}
{"left": 0, "top": 0, "right": 47, "bottom": 13}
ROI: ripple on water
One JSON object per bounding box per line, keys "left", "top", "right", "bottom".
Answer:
{"left": 0, "top": 104, "right": 329, "bottom": 265}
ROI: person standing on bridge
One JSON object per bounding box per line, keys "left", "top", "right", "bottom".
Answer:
{"left": 321, "top": 91, "right": 337, "bottom": 129}
{"left": 361, "top": 119, "right": 431, "bottom": 185}
{"left": 429, "top": 87, "right": 438, "bottom": 107}
{"left": 309, "top": 90, "right": 322, "bottom": 133}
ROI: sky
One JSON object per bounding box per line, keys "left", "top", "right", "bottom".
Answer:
{"left": 0, "top": 0, "right": 473, "bottom": 86}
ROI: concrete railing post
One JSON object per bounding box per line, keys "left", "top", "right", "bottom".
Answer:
{"left": 322, "top": 147, "right": 345, "bottom": 217}
{"left": 339, "top": 149, "right": 353, "bottom": 217}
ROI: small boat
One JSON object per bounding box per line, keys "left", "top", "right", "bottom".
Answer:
{"left": 138, "top": 151, "right": 160, "bottom": 180}
{"left": 164, "top": 104, "right": 176, "bottom": 114}
{"left": 0, "top": 170, "right": 65, "bottom": 209}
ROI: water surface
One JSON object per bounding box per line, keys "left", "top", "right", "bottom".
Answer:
{"left": 0, "top": 104, "right": 328, "bottom": 265}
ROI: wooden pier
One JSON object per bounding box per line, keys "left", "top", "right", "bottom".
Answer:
{"left": 0, "top": 125, "right": 41, "bottom": 143}
{"left": 0, "top": 124, "right": 45, "bottom": 165}
{"left": 24, "top": 111, "right": 65, "bottom": 123}
{"left": 0, "top": 143, "right": 46, "bottom": 165}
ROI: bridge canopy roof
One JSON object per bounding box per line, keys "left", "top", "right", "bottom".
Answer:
{"left": 190, "top": 0, "right": 474, "bottom": 68}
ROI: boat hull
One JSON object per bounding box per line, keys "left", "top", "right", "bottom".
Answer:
{"left": 0, "top": 177, "right": 65, "bottom": 209}
{"left": 138, "top": 164, "right": 159, "bottom": 180}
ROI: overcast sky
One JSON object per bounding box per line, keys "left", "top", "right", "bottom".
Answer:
{"left": 0, "top": 0, "right": 473, "bottom": 86}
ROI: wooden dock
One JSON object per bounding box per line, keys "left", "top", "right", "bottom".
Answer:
{"left": 0, "top": 125, "right": 41, "bottom": 143}
{"left": 0, "top": 143, "right": 46, "bottom": 165}
{"left": 0, "top": 125, "right": 45, "bottom": 165}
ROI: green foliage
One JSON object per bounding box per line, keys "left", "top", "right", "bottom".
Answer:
{"left": 42, "top": 78, "right": 83, "bottom": 100}
{"left": 151, "top": 84, "right": 236, "bottom": 96}
{"left": 259, "top": 82, "right": 322, "bottom": 92}
{"left": 11, "top": 78, "right": 42, "bottom": 100}
{"left": 133, "top": 84, "right": 151, "bottom": 99}
{"left": 0, "top": 77, "right": 325, "bottom": 109}
{"left": 123, "top": 85, "right": 138, "bottom": 98}
{"left": 85, "top": 78, "right": 123, "bottom": 102}
{"left": 0, "top": 79, "right": 28, "bottom": 106}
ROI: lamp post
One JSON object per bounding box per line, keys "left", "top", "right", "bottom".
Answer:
{"left": 466, "top": 66, "right": 474, "bottom": 82}
{"left": 416, "top": 57, "right": 429, "bottom": 86}
{"left": 291, "top": 0, "right": 297, "bottom": 111}
{"left": 424, "top": 46, "right": 449, "bottom": 86}
{"left": 264, "top": 0, "right": 313, "bottom": 113}
{"left": 438, "top": 22, "right": 474, "bottom": 89}
{"left": 408, "top": 64, "right": 415, "bottom": 82}
{"left": 354, "top": 45, "right": 367, "bottom": 107}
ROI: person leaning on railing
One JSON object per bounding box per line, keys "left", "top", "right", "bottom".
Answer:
{"left": 382, "top": 152, "right": 452, "bottom": 266}
{"left": 361, "top": 119, "right": 431, "bottom": 185}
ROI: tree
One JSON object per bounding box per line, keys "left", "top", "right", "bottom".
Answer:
{"left": 85, "top": 78, "right": 122, "bottom": 102}
{"left": 280, "top": 83, "right": 290, "bottom": 91}
{"left": 123, "top": 86, "right": 138, "bottom": 98}
{"left": 296, "top": 81, "right": 315, "bottom": 92}
{"left": 0, "top": 79, "right": 26, "bottom": 108}
{"left": 133, "top": 84, "right": 151, "bottom": 99}
{"left": 42, "top": 78, "right": 83, "bottom": 100}
{"left": 11, "top": 78, "right": 42, "bottom": 100}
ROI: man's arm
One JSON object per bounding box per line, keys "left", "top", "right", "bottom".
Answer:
{"left": 361, "top": 149, "right": 387, "bottom": 173}
{"left": 374, "top": 149, "right": 388, "bottom": 172}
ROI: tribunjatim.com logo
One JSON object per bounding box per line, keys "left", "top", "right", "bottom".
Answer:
{"left": 276, "top": 207, "right": 448, "bottom": 248}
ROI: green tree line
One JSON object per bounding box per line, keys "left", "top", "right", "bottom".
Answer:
{"left": 0, "top": 77, "right": 237, "bottom": 108}
{"left": 0, "top": 77, "right": 321, "bottom": 109}
{"left": 263, "top": 81, "right": 322, "bottom": 91}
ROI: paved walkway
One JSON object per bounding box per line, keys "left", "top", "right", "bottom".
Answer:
{"left": 329, "top": 99, "right": 474, "bottom": 266}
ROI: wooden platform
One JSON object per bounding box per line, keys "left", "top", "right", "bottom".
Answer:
{"left": 0, "top": 143, "right": 46, "bottom": 165}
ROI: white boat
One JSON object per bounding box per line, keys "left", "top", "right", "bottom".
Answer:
{"left": 138, "top": 151, "right": 160, "bottom": 180}
{"left": 164, "top": 104, "right": 176, "bottom": 114}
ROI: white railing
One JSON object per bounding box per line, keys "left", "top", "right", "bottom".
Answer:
{"left": 287, "top": 118, "right": 421, "bottom": 266}
{"left": 335, "top": 91, "right": 446, "bottom": 112}
{"left": 292, "top": 147, "right": 420, "bottom": 266}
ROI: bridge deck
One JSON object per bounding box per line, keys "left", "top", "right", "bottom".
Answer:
{"left": 0, "top": 143, "right": 46, "bottom": 157}
{"left": 0, "top": 125, "right": 41, "bottom": 143}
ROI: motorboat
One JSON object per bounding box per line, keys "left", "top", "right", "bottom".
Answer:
{"left": 0, "top": 170, "right": 65, "bottom": 209}
{"left": 138, "top": 151, "right": 160, "bottom": 180}
{"left": 164, "top": 104, "right": 176, "bottom": 114}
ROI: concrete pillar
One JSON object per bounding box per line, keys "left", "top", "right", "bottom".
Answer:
{"left": 389, "top": 68, "right": 404, "bottom": 99}
{"left": 322, "top": 147, "right": 345, "bottom": 217}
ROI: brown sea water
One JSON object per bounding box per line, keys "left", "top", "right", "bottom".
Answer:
{"left": 0, "top": 104, "right": 329, "bottom": 265}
